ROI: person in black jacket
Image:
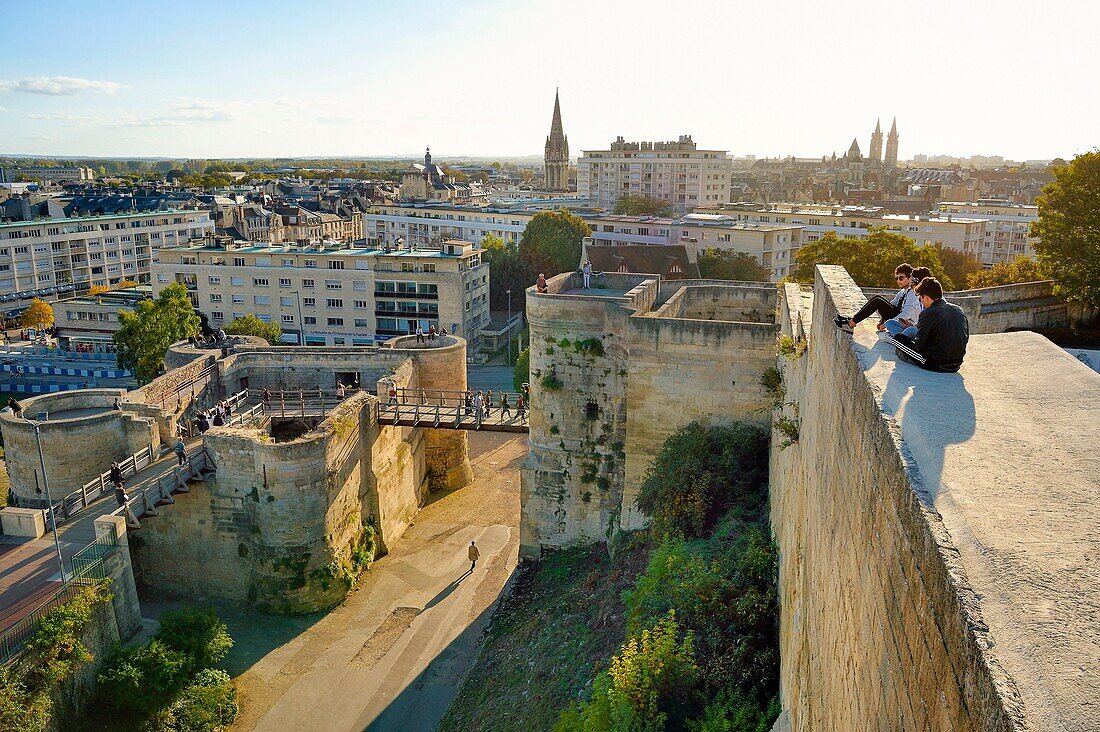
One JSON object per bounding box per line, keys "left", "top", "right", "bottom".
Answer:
{"left": 890, "top": 278, "right": 969, "bottom": 372}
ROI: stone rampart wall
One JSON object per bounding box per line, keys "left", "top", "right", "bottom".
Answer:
{"left": 770, "top": 266, "right": 1019, "bottom": 731}
{"left": 0, "top": 390, "right": 158, "bottom": 505}
{"left": 654, "top": 281, "right": 777, "bottom": 322}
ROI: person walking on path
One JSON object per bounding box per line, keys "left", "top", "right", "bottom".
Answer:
{"left": 174, "top": 439, "right": 187, "bottom": 466}
{"left": 500, "top": 393, "right": 511, "bottom": 419}
{"left": 484, "top": 390, "right": 493, "bottom": 418}
{"left": 464, "top": 389, "right": 473, "bottom": 416}
{"left": 474, "top": 390, "right": 484, "bottom": 423}
{"left": 416, "top": 325, "right": 425, "bottom": 344}
{"left": 582, "top": 260, "right": 593, "bottom": 288}
{"left": 516, "top": 393, "right": 526, "bottom": 421}
{"left": 389, "top": 382, "right": 399, "bottom": 404}
{"left": 468, "top": 540, "right": 480, "bottom": 572}
{"left": 110, "top": 461, "right": 124, "bottom": 490}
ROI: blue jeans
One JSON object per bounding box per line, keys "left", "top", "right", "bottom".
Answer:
{"left": 884, "top": 319, "right": 917, "bottom": 338}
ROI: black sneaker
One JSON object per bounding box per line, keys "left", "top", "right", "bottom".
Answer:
{"left": 834, "top": 315, "right": 853, "bottom": 332}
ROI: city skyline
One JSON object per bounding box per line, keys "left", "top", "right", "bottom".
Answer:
{"left": 1, "top": 0, "right": 1097, "bottom": 161}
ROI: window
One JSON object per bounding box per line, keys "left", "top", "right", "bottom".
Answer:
{"left": 233, "top": 257, "right": 246, "bottom": 266}
{"left": 254, "top": 296, "right": 270, "bottom": 306}
{"left": 353, "top": 280, "right": 367, "bottom": 291}
{"left": 231, "top": 276, "right": 244, "bottom": 286}
{"left": 303, "top": 297, "right": 316, "bottom": 306}
{"left": 304, "top": 316, "right": 317, "bottom": 325}
{"left": 280, "top": 297, "right": 294, "bottom": 307}
{"left": 253, "top": 278, "right": 269, "bottom": 287}
{"left": 423, "top": 263, "right": 436, "bottom": 273}
{"left": 328, "top": 260, "right": 344, "bottom": 269}
{"left": 327, "top": 317, "right": 344, "bottom": 326}
{"left": 282, "top": 258, "right": 294, "bottom": 267}
{"left": 258, "top": 314, "right": 273, "bottom": 323}
{"left": 354, "top": 300, "right": 368, "bottom": 309}
{"left": 232, "top": 295, "right": 245, "bottom": 304}
{"left": 326, "top": 298, "right": 343, "bottom": 308}
{"left": 282, "top": 314, "right": 295, "bottom": 323}
{"left": 279, "top": 278, "right": 291, "bottom": 287}
{"left": 302, "top": 278, "right": 315, "bottom": 288}
{"left": 37, "top": 273, "right": 51, "bottom": 282}
{"left": 211, "top": 311, "right": 224, "bottom": 320}
{"left": 325, "top": 280, "right": 342, "bottom": 289}
{"left": 210, "top": 294, "right": 222, "bottom": 303}
{"left": 354, "top": 318, "right": 369, "bottom": 328}
{"left": 209, "top": 275, "right": 221, "bottom": 285}
{"left": 304, "top": 259, "right": 317, "bottom": 268}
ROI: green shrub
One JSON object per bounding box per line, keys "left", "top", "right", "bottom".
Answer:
{"left": 98, "top": 640, "right": 192, "bottom": 714}
{"left": 576, "top": 338, "right": 604, "bottom": 357}
{"left": 540, "top": 373, "right": 563, "bottom": 391}
{"left": 556, "top": 611, "right": 699, "bottom": 731}
{"left": 775, "top": 415, "right": 800, "bottom": 449}
{"left": 635, "top": 422, "right": 769, "bottom": 539}
{"left": 688, "top": 691, "right": 781, "bottom": 732}
{"left": 0, "top": 667, "right": 49, "bottom": 732}
{"left": 513, "top": 346, "right": 531, "bottom": 392}
{"left": 155, "top": 669, "right": 238, "bottom": 732}
{"left": 156, "top": 607, "right": 233, "bottom": 675}
{"left": 759, "top": 367, "right": 784, "bottom": 410}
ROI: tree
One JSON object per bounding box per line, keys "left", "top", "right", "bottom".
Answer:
{"left": 1032, "top": 150, "right": 1100, "bottom": 307}
{"left": 482, "top": 234, "right": 534, "bottom": 312}
{"left": 792, "top": 228, "right": 953, "bottom": 289}
{"left": 113, "top": 283, "right": 199, "bottom": 383}
{"left": 614, "top": 195, "right": 674, "bottom": 217}
{"left": 698, "top": 250, "right": 770, "bottom": 282}
{"left": 934, "top": 245, "right": 983, "bottom": 292}
{"left": 513, "top": 347, "right": 530, "bottom": 392}
{"left": 20, "top": 299, "right": 55, "bottom": 331}
{"left": 967, "top": 256, "right": 1049, "bottom": 288}
{"left": 520, "top": 210, "right": 591, "bottom": 278}
{"left": 223, "top": 314, "right": 283, "bottom": 345}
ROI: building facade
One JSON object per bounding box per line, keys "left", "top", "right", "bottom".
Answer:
{"left": 936, "top": 200, "right": 1038, "bottom": 264}
{"left": 54, "top": 285, "right": 152, "bottom": 353}
{"left": 884, "top": 117, "right": 899, "bottom": 169}
{"left": 544, "top": 90, "right": 570, "bottom": 192}
{"left": 577, "top": 135, "right": 733, "bottom": 213}
{"left": 0, "top": 166, "right": 96, "bottom": 185}
{"left": 0, "top": 210, "right": 212, "bottom": 307}
{"left": 152, "top": 238, "right": 490, "bottom": 347}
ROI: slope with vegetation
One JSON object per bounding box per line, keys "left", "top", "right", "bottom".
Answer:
{"left": 441, "top": 421, "right": 779, "bottom": 731}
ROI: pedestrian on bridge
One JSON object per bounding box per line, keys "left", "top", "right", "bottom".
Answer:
{"left": 516, "top": 393, "right": 526, "bottom": 421}
{"left": 475, "top": 390, "right": 484, "bottom": 422}
{"left": 463, "top": 389, "right": 472, "bottom": 415}
{"left": 484, "top": 390, "right": 493, "bottom": 418}
{"left": 468, "top": 541, "right": 480, "bottom": 572}
{"left": 389, "top": 383, "right": 399, "bottom": 404}
{"left": 500, "top": 393, "right": 511, "bottom": 419}
{"left": 174, "top": 439, "right": 187, "bottom": 466}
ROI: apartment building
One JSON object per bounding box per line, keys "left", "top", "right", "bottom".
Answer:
{"left": 152, "top": 238, "right": 490, "bottom": 347}
{"left": 0, "top": 210, "right": 212, "bottom": 309}
{"left": 577, "top": 135, "right": 733, "bottom": 213}
{"left": 365, "top": 203, "right": 801, "bottom": 280}
{"left": 697, "top": 203, "right": 988, "bottom": 279}
{"left": 0, "top": 166, "right": 95, "bottom": 185}
{"left": 936, "top": 200, "right": 1038, "bottom": 264}
{"left": 54, "top": 285, "right": 151, "bottom": 353}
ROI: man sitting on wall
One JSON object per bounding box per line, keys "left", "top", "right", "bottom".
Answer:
{"left": 888, "top": 277, "right": 969, "bottom": 373}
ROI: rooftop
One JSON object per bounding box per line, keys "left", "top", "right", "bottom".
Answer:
{"left": 163, "top": 239, "right": 476, "bottom": 259}
{"left": 0, "top": 208, "right": 208, "bottom": 229}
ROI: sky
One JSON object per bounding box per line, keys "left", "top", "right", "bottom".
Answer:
{"left": 1, "top": 0, "right": 1097, "bottom": 161}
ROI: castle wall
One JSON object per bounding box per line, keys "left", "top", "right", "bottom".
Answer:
{"left": 522, "top": 273, "right": 777, "bottom": 556}
{"left": 0, "top": 390, "right": 158, "bottom": 505}
{"left": 769, "top": 267, "right": 1019, "bottom": 731}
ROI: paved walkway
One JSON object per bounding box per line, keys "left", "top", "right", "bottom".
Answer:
{"left": 0, "top": 437, "right": 201, "bottom": 634}
{"left": 228, "top": 431, "right": 525, "bottom": 732}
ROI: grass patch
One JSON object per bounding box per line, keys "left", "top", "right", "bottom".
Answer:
{"left": 438, "top": 538, "right": 652, "bottom": 732}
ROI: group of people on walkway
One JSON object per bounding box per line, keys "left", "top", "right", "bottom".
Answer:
{"left": 415, "top": 324, "right": 448, "bottom": 344}
{"left": 835, "top": 262, "right": 969, "bottom": 373}
{"left": 462, "top": 386, "right": 527, "bottom": 422}
{"left": 194, "top": 399, "right": 234, "bottom": 433}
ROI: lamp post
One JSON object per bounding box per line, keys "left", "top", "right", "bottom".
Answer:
{"left": 27, "top": 418, "right": 67, "bottom": 582}
{"left": 506, "top": 289, "right": 512, "bottom": 366}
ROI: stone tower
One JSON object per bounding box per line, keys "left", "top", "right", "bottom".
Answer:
{"left": 869, "top": 118, "right": 883, "bottom": 162}
{"left": 885, "top": 117, "right": 899, "bottom": 168}
{"left": 544, "top": 89, "right": 570, "bottom": 191}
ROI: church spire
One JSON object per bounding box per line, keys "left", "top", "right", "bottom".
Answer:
{"left": 885, "top": 117, "right": 899, "bottom": 169}
{"left": 550, "top": 87, "right": 564, "bottom": 139}
{"left": 544, "top": 88, "right": 569, "bottom": 192}
{"left": 869, "top": 117, "right": 884, "bottom": 162}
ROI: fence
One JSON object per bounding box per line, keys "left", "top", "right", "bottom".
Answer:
{"left": 250, "top": 387, "right": 352, "bottom": 418}
{"left": 0, "top": 524, "right": 118, "bottom": 664}
{"left": 58, "top": 444, "right": 160, "bottom": 524}
{"left": 110, "top": 448, "right": 212, "bottom": 525}
{"left": 377, "top": 387, "right": 528, "bottom": 430}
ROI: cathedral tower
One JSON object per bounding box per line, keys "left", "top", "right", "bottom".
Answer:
{"left": 885, "top": 117, "right": 899, "bottom": 169}
{"left": 544, "top": 89, "right": 570, "bottom": 191}
{"left": 869, "top": 118, "right": 883, "bottom": 162}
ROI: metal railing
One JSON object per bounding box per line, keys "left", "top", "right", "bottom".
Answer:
{"left": 59, "top": 444, "right": 159, "bottom": 523}
{"left": 0, "top": 525, "right": 118, "bottom": 664}
{"left": 110, "top": 449, "right": 212, "bottom": 525}
{"left": 377, "top": 387, "right": 528, "bottom": 430}
{"left": 251, "top": 387, "right": 353, "bottom": 418}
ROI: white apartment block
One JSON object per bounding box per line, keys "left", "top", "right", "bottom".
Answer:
{"left": 577, "top": 135, "right": 733, "bottom": 213}
{"left": 153, "top": 239, "right": 490, "bottom": 347}
{"left": 936, "top": 200, "right": 1038, "bottom": 265}
{"left": 365, "top": 203, "right": 802, "bottom": 281}
{"left": 697, "top": 203, "right": 988, "bottom": 280}
{"left": 0, "top": 210, "right": 212, "bottom": 308}
{"left": 0, "top": 166, "right": 95, "bottom": 185}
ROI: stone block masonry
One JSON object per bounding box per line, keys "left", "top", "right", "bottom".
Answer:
{"left": 522, "top": 272, "right": 777, "bottom": 557}
{"left": 770, "top": 266, "right": 1099, "bottom": 730}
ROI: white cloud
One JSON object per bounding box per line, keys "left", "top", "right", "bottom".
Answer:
{"left": 0, "top": 76, "right": 127, "bottom": 95}
{"left": 26, "top": 113, "right": 98, "bottom": 122}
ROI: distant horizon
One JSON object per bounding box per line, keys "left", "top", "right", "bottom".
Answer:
{"left": 1, "top": 1, "right": 1097, "bottom": 161}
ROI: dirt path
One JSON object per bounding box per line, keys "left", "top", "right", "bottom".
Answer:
{"left": 228, "top": 432, "right": 525, "bottom": 732}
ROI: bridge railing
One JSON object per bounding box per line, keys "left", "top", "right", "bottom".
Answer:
{"left": 110, "top": 449, "right": 212, "bottom": 525}
{"left": 376, "top": 387, "right": 528, "bottom": 429}
{"left": 248, "top": 387, "right": 356, "bottom": 418}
